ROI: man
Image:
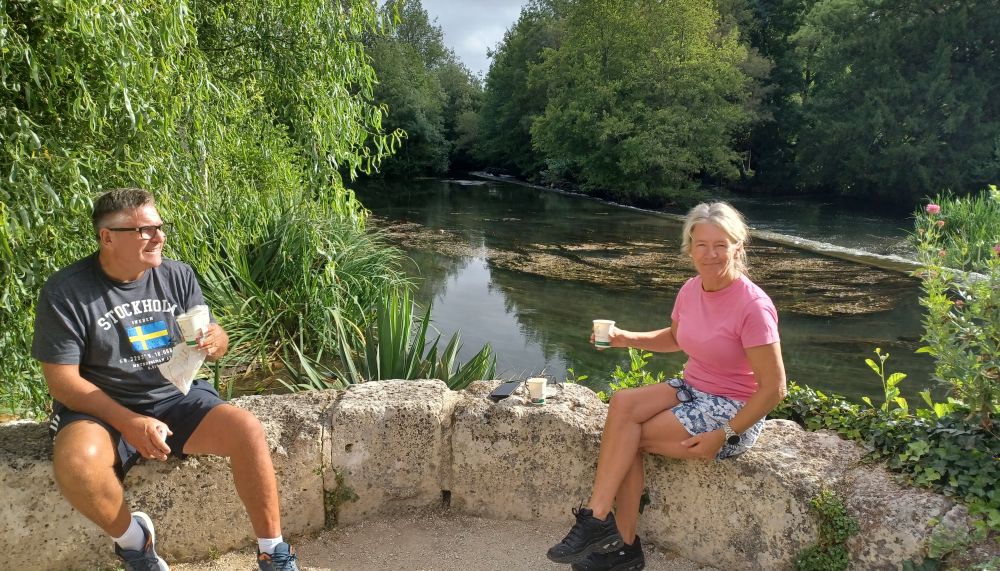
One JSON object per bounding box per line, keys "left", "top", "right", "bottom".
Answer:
{"left": 32, "top": 188, "right": 299, "bottom": 571}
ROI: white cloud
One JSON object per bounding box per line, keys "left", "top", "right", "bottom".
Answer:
{"left": 421, "top": 0, "right": 525, "bottom": 77}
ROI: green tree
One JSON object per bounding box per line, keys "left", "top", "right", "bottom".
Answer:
{"left": 437, "top": 59, "right": 483, "bottom": 171}
{"left": 719, "top": 0, "right": 817, "bottom": 191}
{"left": 476, "top": 0, "right": 563, "bottom": 178}
{"left": 366, "top": 0, "right": 482, "bottom": 176}
{"left": 793, "top": 0, "right": 1000, "bottom": 205}
{"left": 366, "top": 31, "right": 450, "bottom": 176}
{"left": 529, "top": 0, "right": 754, "bottom": 205}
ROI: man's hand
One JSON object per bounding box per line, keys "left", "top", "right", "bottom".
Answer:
{"left": 121, "top": 416, "right": 173, "bottom": 461}
{"left": 196, "top": 322, "right": 229, "bottom": 361}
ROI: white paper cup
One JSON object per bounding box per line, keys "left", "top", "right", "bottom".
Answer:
{"left": 526, "top": 378, "right": 547, "bottom": 404}
{"left": 593, "top": 319, "right": 615, "bottom": 348}
{"left": 177, "top": 305, "right": 210, "bottom": 346}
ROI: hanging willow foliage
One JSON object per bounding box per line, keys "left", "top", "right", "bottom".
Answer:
{"left": 0, "top": 0, "right": 406, "bottom": 416}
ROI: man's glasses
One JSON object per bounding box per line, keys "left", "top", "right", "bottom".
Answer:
{"left": 667, "top": 378, "right": 694, "bottom": 403}
{"left": 106, "top": 223, "right": 172, "bottom": 240}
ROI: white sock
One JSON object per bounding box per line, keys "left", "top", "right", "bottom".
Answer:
{"left": 258, "top": 536, "right": 284, "bottom": 555}
{"left": 113, "top": 517, "right": 146, "bottom": 552}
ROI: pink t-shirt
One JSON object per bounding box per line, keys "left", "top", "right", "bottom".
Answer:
{"left": 670, "top": 275, "right": 780, "bottom": 401}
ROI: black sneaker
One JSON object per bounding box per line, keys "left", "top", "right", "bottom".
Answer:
{"left": 546, "top": 507, "right": 624, "bottom": 563}
{"left": 572, "top": 536, "right": 645, "bottom": 571}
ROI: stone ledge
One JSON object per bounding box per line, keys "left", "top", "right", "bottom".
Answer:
{"left": 1, "top": 380, "right": 992, "bottom": 570}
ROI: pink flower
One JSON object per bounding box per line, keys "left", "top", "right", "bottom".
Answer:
{"left": 935, "top": 220, "right": 945, "bottom": 228}
{"left": 938, "top": 249, "right": 947, "bottom": 258}
{"left": 994, "top": 244, "right": 1000, "bottom": 256}
{"left": 926, "top": 203, "right": 941, "bottom": 215}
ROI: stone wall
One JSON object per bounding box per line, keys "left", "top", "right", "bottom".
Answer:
{"left": 0, "top": 380, "right": 989, "bottom": 570}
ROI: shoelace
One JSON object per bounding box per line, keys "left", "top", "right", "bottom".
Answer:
{"left": 262, "top": 549, "right": 298, "bottom": 571}
{"left": 120, "top": 549, "right": 163, "bottom": 571}
{"left": 562, "top": 507, "right": 593, "bottom": 544}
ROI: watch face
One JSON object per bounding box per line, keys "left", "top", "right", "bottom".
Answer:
{"left": 727, "top": 434, "right": 741, "bottom": 446}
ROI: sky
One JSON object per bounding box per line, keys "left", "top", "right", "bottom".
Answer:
{"left": 420, "top": 0, "right": 526, "bottom": 78}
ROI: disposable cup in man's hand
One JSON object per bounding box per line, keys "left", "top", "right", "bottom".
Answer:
{"left": 177, "top": 305, "right": 210, "bottom": 346}
{"left": 593, "top": 319, "right": 615, "bottom": 349}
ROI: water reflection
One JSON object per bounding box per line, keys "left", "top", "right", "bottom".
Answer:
{"left": 358, "top": 178, "right": 935, "bottom": 401}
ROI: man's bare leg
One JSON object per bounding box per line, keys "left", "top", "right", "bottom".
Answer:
{"left": 52, "top": 420, "right": 132, "bottom": 537}
{"left": 184, "top": 404, "right": 281, "bottom": 538}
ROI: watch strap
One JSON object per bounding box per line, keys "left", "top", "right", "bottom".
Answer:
{"left": 723, "top": 421, "right": 741, "bottom": 445}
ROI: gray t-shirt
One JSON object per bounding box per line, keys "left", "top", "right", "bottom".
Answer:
{"left": 32, "top": 253, "right": 211, "bottom": 406}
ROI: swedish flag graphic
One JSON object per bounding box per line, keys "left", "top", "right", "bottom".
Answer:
{"left": 127, "top": 321, "right": 171, "bottom": 352}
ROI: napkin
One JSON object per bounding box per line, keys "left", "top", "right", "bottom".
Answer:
{"left": 158, "top": 342, "right": 206, "bottom": 395}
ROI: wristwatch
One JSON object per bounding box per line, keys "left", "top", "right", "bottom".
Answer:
{"left": 722, "top": 422, "right": 741, "bottom": 446}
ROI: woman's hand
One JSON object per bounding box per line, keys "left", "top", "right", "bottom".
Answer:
{"left": 680, "top": 429, "right": 726, "bottom": 460}
{"left": 590, "top": 325, "right": 627, "bottom": 350}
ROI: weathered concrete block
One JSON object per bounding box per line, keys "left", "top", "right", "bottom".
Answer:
{"left": 0, "top": 421, "right": 112, "bottom": 569}
{"left": 450, "top": 380, "right": 606, "bottom": 522}
{"left": 839, "top": 464, "right": 959, "bottom": 570}
{"left": 0, "top": 391, "right": 331, "bottom": 570}
{"left": 639, "top": 420, "right": 860, "bottom": 570}
{"left": 2, "top": 381, "right": 995, "bottom": 570}
{"left": 327, "top": 380, "right": 460, "bottom": 524}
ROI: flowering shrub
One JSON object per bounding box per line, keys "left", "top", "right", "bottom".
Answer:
{"left": 913, "top": 187, "right": 1000, "bottom": 429}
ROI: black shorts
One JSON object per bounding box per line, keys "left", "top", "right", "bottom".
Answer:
{"left": 48, "top": 380, "right": 225, "bottom": 480}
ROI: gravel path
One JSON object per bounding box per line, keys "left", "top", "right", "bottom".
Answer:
{"left": 173, "top": 511, "right": 716, "bottom": 571}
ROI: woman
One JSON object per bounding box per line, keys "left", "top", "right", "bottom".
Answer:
{"left": 547, "top": 202, "right": 787, "bottom": 571}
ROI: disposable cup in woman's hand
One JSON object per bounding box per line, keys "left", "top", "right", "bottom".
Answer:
{"left": 593, "top": 319, "right": 615, "bottom": 349}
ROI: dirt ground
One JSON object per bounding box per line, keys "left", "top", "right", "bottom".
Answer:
{"left": 172, "top": 511, "right": 717, "bottom": 571}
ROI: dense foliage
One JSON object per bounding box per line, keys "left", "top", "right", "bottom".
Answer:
{"left": 322, "top": 288, "right": 496, "bottom": 392}
{"left": 529, "top": 0, "right": 753, "bottom": 204}
{"left": 365, "top": 0, "right": 482, "bottom": 177}
{"left": 475, "top": 0, "right": 561, "bottom": 178}
{"left": 792, "top": 0, "right": 1000, "bottom": 204}
{"left": 793, "top": 489, "right": 859, "bottom": 571}
{"left": 472, "top": 0, "right": 754, "bottom": 206}
{"left": 0, "top": 0, "right": 405, "bottom": 416}
{"left": 595, "top": 348, "right": 667, "bottom": 402}
{"left": 471, "top": 0, "right": 999, "bottom": 208}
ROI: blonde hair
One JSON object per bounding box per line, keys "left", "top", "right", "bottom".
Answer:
{"left": 680, "top": 202, "right": 749, "bottom": 275}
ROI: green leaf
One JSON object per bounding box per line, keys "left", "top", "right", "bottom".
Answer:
{"left": 865, "top": 358, "right": 881, "bottom": 375}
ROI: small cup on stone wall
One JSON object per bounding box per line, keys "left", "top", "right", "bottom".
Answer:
{"left": 526, "top": 377, "right": 547, "bottom": 405}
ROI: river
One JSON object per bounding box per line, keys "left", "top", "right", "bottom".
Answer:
{"left": 355, "top": 177, "right": 935, "bottom": 402}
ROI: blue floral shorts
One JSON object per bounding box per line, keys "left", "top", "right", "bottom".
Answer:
{"left": 668, "top": 379, "right": 765, "bottom": 460}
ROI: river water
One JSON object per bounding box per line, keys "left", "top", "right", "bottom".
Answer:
{"left": 355, "top": 177, "right": 935, "bottom": 401}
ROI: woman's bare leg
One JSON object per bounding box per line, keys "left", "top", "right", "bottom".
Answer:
{"left": 587, "top": 383, "right": 678, "bottom": 518}
{"left": 611, "top": 408, "right": 718, "bottom": 541}
{"left": 610, "top": 452, "right": 644, "bottom": 543}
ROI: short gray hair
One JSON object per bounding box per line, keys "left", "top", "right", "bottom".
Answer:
{"left": 92, "top": 188, "right": 155, "bottom": 239}
{"left": 680, "top": 202, "right": 749, "bottom": 274}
